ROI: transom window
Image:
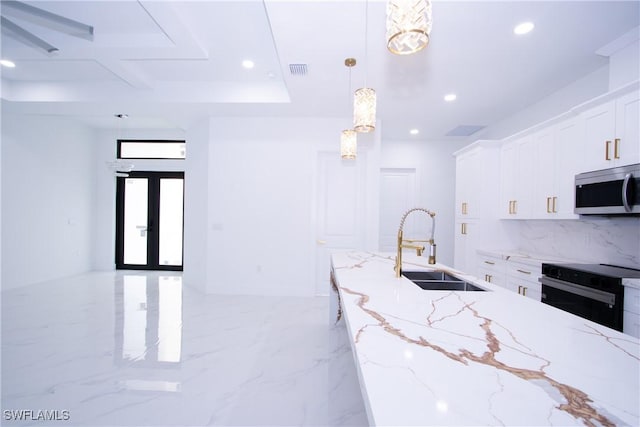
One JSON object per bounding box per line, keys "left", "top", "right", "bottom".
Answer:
{"left": 117, "top": 140, "right": 186, "bottom": 160}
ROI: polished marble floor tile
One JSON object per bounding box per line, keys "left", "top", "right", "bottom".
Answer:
{"left": 2, "top": 271, "right": 367, "bottom": 426}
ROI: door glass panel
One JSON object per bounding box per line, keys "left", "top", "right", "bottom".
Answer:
{"left": 124, "top": 178, "right": 149, "bottom": 265}
{"left": 159, "top": 179, "right": 184, "bottom": 266}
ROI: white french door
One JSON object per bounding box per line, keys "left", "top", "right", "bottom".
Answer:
{"left": 116, "top": 171, "right": 184, "bottom": 271}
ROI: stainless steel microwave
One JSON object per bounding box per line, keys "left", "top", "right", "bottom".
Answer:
{"left": 575, "top": 163, "right": 639, "bottom": 215}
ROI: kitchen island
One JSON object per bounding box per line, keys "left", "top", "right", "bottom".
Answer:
{"left": 330, "top": 251, "right": 639, "bottom": 426}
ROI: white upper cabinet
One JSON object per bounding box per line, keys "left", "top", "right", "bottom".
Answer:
{"left": 580, "top": 90, "right": 639, "bottom": 172}
{"left": 615, "top": 91, "right": 640, "bottom": 166}
{"left": 535, "top": 118, "right": 581, "bottom": 219}
{"left": 455, "top": 148, "right": 481, "bottom": 219}
{"left": 499, "top": 135, "right": 536, "bottom": 219}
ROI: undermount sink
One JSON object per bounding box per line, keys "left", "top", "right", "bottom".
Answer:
{"left": 402, "top": 271, "right": 486, "bottom": 292}
{"left": 402, "top": 271, "right": 460, "bottom": 282}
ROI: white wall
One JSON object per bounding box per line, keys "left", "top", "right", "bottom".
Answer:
{"left": 609, "top": 39, "right": 640, "bottom": 90}
{"left": 183, "top": 119, "right": 209, "bottom": 294}
{"left": 380, "top": 139, "right": 468, "bottom": 267}
{"left": 1, "top": 114, "right": 95, "bottom": 290}
{"left": 197, "top": 117, "right": 365, "bottom": 296}
{"left": 476, "top": 65, "right": 610, "bottom": 141}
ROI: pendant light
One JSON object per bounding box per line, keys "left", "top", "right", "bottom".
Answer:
{"left": 386, "top": 0, "right": 432, "bottom": 55}
{"left": 354, "top": 0, "right": 376, "bottom": 133}
{"left": 340, "top": 129, "right": 357, "bottom": 160}
{"left": 341, "top": 58, "right": 357, "bottom": 160}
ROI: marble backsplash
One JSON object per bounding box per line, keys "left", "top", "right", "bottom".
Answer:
{"left": 503, "top": 217, "right": 640, "bottom": 269}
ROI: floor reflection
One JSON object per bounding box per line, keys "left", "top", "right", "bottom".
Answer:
{"left": 114, "top": 274, "right": 183, "bottom": 368}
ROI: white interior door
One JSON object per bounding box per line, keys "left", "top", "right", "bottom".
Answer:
{"left": 379, "top": 168, "right": 417, "bottom": 252}
{"left": 315, "top": 151, "right": 366, "bottom": 296}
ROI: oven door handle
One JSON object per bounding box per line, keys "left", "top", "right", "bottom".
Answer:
{"left": 539, "top": 276, "right": 616, "bottom": 306}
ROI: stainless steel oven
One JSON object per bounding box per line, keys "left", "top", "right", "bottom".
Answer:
{"left": 540, "top": 264, "right": 640, "bottom": 332}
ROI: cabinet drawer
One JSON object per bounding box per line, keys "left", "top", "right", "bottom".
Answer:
{"left": 624, "top": 286, "right": 640, "bottom": 315}
{"left": 623, "top": 310, "right": 640, "bottom": 339}
{"left": 506, "top": 262, "right": 540, "bottom": 278}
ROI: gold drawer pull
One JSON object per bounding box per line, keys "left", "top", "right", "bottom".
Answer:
{"left": 522, "top": 287, "right": 527, "bottom": 296}
{"left": 516, "top": 269, "right": 531, "bottom": 275}
{"left": 546, "top": 197, "right": 551, "bottom": 213}
{"left": 484, "top": 260, "right": 495, "bottom": 265}
{"left": 605, "top": 140, "right": 611, "bottom": 160}
{"left": 614, "top": 138, "right": 620, "bottom": 159}
{"left": 552, "top": 196, "right": 557, "bottom": 213}
{"left": 518, "top": 285, "right": 522, "bottom": 294}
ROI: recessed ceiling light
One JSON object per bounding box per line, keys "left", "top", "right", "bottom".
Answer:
{"left": 514, "top": 22, "right": 534, "bottom": 35}
{"left": 444, "top": 93, "right": 457, "bottom": 102}
{"left": 242, "top": 60, "right": 255, "bottom": 69}
{"left": 0, "top": 59, "right": 16, "bottom": 68}
{"left": 409, "top": 129, "right": 419, "bottom": 135}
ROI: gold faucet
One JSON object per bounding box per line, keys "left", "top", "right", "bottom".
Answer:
{"left": 394, "top": 208, "right": 436, "bottom": 278}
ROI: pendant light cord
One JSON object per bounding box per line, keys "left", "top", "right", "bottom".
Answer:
{"left": 364, "top": 0, "right": 369, "bottom": 88}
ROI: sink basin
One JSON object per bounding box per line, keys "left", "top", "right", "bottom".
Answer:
{"left": 402, "top": 271, "right": 486, "bottom": 292}
{"left": 410, "top": 280, "right": 486, "bottom": 291}
{"left": 402, "top": 271, "right": 460, "bottom": 282}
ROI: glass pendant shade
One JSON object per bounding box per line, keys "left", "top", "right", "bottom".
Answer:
{"left": 340, "top": 130, "right": 357, "bottom": 160}
{"left": 386, "top": 0, "right": 432, "bottom": 55}
{"left": 353, "top": 87, "right": 376, "bottom": 133}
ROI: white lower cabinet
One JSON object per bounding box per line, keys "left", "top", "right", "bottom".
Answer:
{"left": 623, "top": 286, "right": 640, "bottom": 339}
{"left": 477, "top": 253, "right": 505, "bottom": 287}
{"left": 623, "top": 311, "right": 640, "bottom": 339}
{"left": 476, "top": 250, "right": 546, "bottom": 301}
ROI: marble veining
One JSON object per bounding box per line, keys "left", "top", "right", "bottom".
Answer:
{"left": 332, "top": 251, "right": 640, "bottom": 426}
{"left": 2, "top": 271, "right": 368, "bottom": 426}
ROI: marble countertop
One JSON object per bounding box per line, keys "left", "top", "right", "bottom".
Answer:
{"left": 331, "top": 251, "right": 640, "bottom": 426}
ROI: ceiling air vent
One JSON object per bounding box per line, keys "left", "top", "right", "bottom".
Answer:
{"left": 289, "top": 63, "right": 308, "bottom": 76}
{"left": 445, "top": 125, "right": 486, "bottom": 137}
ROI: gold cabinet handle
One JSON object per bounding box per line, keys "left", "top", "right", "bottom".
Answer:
{"left": 461, "top": 202, "right": 468, "bottom": 215}
{"left": 484, "top": 260, "right": 495, "bottom": 265}
{"left": 317, "top": 240, "right": 327, "bottom": 245}
{"left": 605, "top": 140, "right": 611, "bottom": 160}
{"left": 513, "top": 200, "right": 517, "bottom": 214}
{"left": 461, "top": 223, "right": 467, "bottom": 235}
{"left": 516, "top": 269, "right": 531, "bottom": 275}
{"left": 487, "top": 274, "right": 492, "bottom": 282}
{"left": 518, "top": 285, "right": 522, "bottom": 294}
{"left": 552, "top": 196, "right": 557, "bottom": 213}
{"left": 522, "top": 287, "right": 527, "bottom": 297}
{"left": 546, "top": 197, "right": 552, "bottom": 213}
{"left": 614, "top": 138, "right": 620, "bottom": 159}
